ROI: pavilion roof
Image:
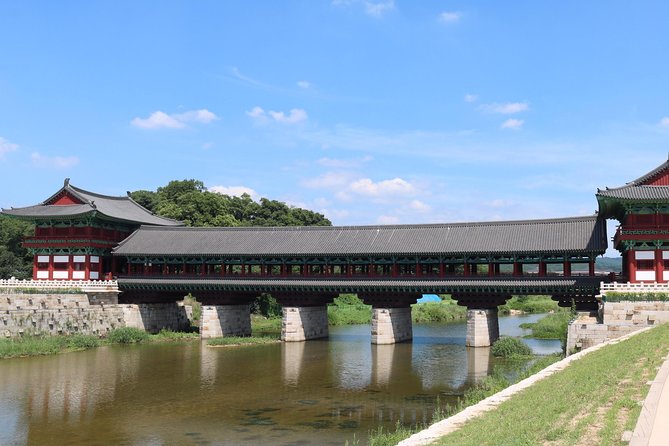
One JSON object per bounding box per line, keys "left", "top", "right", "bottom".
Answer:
{"left": 596, "top": 158, "right": 669, "bottom": 218}
{"left": 1, "top": 180, "right": 183, "bottom": 227}
{"left": 112, "top": 215, "right": 607, "bottom": 257}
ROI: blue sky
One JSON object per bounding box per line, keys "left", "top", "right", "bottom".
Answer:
{"left": 1, "top": 1, "right": 668, "bottom": 255}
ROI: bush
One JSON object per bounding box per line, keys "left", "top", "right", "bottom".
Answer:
{"left": 251, "top": 293, "right": 282, "bottom": 318}
{"left": 411, "top": 301, "right": 465, "bottom": 323}
{"left": 67, "top": 334, "right": 100, "bottom": 349}
{"left": 107, "top": 327, "right": 150, "bottom": 344}
{"left": 491, "top": 337, "right": 533, "bottom": 357}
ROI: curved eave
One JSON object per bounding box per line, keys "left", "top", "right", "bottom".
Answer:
{"left": 117, "top": 277, "right": 602, "bottom": 295}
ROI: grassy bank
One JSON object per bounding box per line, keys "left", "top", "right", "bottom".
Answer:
{"left": 499, "top": 295, "right": 560, "bottom": 314}
{"left": 433, "top": 324, "right": 669, "bottom": 446}
{"left": 207, "top": 334, "right": 279, "bottom": 347}
{"left": 0, "top": 327, "right": 200, "bottom": 359}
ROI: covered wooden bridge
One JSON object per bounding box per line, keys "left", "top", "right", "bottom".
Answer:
{"left": 113, "top": 215, "right": 608, "bottom": 345}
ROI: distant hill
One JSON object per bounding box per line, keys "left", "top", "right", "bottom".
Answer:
{"left": 595, "top": 256, "right": 622, "bottom": 273}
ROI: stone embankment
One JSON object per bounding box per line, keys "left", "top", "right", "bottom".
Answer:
{"left": 0, "top": 280, "right": 191, "bottom": 337}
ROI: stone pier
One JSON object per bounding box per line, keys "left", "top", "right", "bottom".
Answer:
{"left": 122, "top": 302, "right": 191, "bottom": 333}
{"left": 281, "top": 305, "right": 329, "bottom": 342}
{"left": 200, "top": 304, "right": 251, "bottom": 339}
{"left": 465, "top": 308, "right": 499, "bottom": 347}
{"left": 371, "top": 307, "right": 413, "bottom": 344}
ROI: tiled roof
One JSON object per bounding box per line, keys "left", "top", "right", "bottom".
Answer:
{"left": 113, "top": 215, "right": 607, "bottom": 257}
{"left": 596, "top": 185, "right": 669, "bottom": 201}
{"left": 1, "top": 181, "right": 183, "bottom": 226}
{"left": 596, "top": 159, "right": 669, "bottom": 201}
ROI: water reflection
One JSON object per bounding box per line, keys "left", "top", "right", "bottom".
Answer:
{"left": 0, "top": 315, "right": 561, "bottom": 446}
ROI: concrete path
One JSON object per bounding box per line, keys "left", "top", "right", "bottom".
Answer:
{"left": 630, "top": 350, "right": 669, "bottom": 445}
{"left": 398, "top": 327, "right": 655, "bottom": 446}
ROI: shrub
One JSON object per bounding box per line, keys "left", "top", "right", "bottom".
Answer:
{"left": 251, "top": 293, "right": 282, "bottom": 318}
{"left": 107, "top": 327, "right": 150, "bottom": 344}
{"left": 491, "top": 336, "right": 532, "bottom": 357}
{"left": 67, "top": 334, "right": 100, "bottom": 349}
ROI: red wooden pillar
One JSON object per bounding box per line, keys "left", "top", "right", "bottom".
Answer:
{"left": 85, "top": 255, "right": 91, "bottom": 280}
{"left": 655, "top": 249, "right": 664, "bottom": 282}
{"left": 513, "top": 262, "right": 521, "bottom": 276}
{"left": 539, "top": 262, "right": 546, "bottom": 277}
{"left": 439, "top": 262, "right": 445, "bottom": 277}
{"left": 563, "top": 260, "right": 571, "bottom": 277}
{"left": 627, "top": 251, "right": 637, "bottom": 282}
{"left": 33, "top": 256, "right": 38, "bottom": 280}
{"left": 589, "top": 258, "right": 596, "bottom": 277}
{"left": 463, "top": 261, "right": 470, "bottom": 277}
{"left": 392, "top": 263, "right": 398, "bottom": 277}
{"left": 415, "top": 262, "right": 422, "bottom": 277}
{"left": 488, "top": 262, "right": 495, "bottom": 277}
{"left": 67, "top": 255, "right": 74, "bottom": 280}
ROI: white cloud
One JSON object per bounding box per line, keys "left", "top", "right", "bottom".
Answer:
{"left": 501, "top": 119, "right": 524, "bottom": 130}
{"left": 209, "top": 185, "right": 259, "bottom": 199}
{"left": 0, "top": 137, "right": 18, "bottom": 159}
{"left": 660, "top": 117, "right": 669, "bottom": 127}
{"left": 377, "top": 215, "right": 399, "bottom": 224}
{"left": 173, "top": 109, "right": 218, "bottom": 124}
{"left": 464, "top": 94, "right": 478, "bottom": 103}
{"left": 349, "top": 177, "right": 416, "bottom": 197}
{"left": 479, "top": 102, "right": 530, "bottom": 114}
{"left": 31, "top": 152, "right": 79, "bottom": 169}
{"left": 297, "top": 80, "right": 311, "bottom": 89}
{"left": 364, "top": 1, "right": 395, "bottom": 17}
{"left": 408, "top": 200, "right": 431, "bottom": 213}
{"left": 247, "top": 106, "right": 308, "bottom": 124}
{"left": 439, "top": 11, "right": 462, "bottom": 23}
{"left": 131, "top": 109, "right": 218, "bottom": 129}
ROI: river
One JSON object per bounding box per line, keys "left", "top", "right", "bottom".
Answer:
{"left": 0, "top": 314, "right": 560, "bottom": 446}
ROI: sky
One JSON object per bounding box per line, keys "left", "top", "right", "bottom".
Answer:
{"left": 1, "top": 1, "right": 669, "bottom": 256}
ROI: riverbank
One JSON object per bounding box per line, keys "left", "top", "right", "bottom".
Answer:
{"left": 398, "top": 324, "right": 669, "bottom": 446}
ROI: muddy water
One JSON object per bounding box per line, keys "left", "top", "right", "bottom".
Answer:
{"left": 0, "top": 315, "right": 559, "bottom": 446}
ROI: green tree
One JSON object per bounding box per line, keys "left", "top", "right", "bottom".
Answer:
{"left": 0, "top": 216, "right": 34, "bottom": 279}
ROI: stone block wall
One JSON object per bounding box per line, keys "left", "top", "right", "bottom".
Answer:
{"left": 282, "top": 306, "right": 329, "bottom": 342}
{"left": 200, "top": 304, "right": 252, "bottom": 339}
{"left": 371, "top": 307, "right": 412, "bottom": 344}
{"left": 1, "top": 292, "right": 191, "bottom": 338}
{"left": 1, "top": 293, "right": 125, "bottom": 337}
{"left": 566, "top": 301, "right": 669, "bottom": 353}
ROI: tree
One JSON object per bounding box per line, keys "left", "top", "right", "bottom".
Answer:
{"left": 0, "top": 216, "right": 34, "bottom": 279}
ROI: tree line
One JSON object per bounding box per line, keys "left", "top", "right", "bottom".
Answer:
{"left": 0, "top": 179, "right": 331, "bottom": 279}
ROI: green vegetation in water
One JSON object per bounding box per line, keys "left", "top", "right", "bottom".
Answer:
{"left": 498, "top": 295, "right": 560, "bottom": 314}
{"left": 365, "top": 354, "right": 563, "bottom": 445}
{"left": 491, "top": 336, "right": 533, "bottom": 358}
{"left": 106, "top": 327, "right": 150, "bottom": 344}
{"left": 434, "top": 324, "right": 669, "bottom": 446}
{"left": 207, "top": 335, "right": 279, "bottom": 347}
{"left": 519, "top": 311, "right": 572, "bottom": 340}
{"left": 0, "top": 334, "right": 101, "bottom": 358}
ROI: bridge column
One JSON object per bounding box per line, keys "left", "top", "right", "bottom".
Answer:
{"left": 466, "top": 307, "right": 499, "bottom": 347}
{"left": 281, "top": 305, "right": 329, "bottom": 341}
{"left": 360, "top": 293, "right": 420, "bottom": 344}
{"left": 200, "top": 304, "right": 252, "bottom": 339}
{"left": 371, "top": 307, "right": 412, "bottom": 344}
{"left": 452, "top": 293, "right": 509, "bottom": 347}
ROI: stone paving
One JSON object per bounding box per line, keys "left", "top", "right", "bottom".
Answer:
{"left": 397, "top": 327, "right": 655, "bottom": 446}
{"left": 630, "top": 349, "right": 669, "bottom": 445}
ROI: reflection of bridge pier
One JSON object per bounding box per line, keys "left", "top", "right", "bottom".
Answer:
{"left": 281, "top": 341, "right": 306, "bottom": 385}
{"left": 466, "top": 346, "right": 491, "bottom": 384}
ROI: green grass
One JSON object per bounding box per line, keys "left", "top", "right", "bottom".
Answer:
{"left": 434, "top": 324, "right": 669, "bottom": 446}
{"left": 106, "top": 327, "right": 150, "bottom": 344}
{"left": 520, "top": 311, "right": 572, "bottom": 339}
{"left": 207, "top": 335, "right": 279, "bottom": 346}
{"left": 491, "top": 336, "right": 533, "bottom": 358}
{"left": 412, "top": 298, "right": 466, "bottom": 323}
{"left": 0, "top": 334, "right": 101, "bottom": 358}
{"left": 328, "top": 294, "right": 372, "bottom": 325}
{"left": 499, "top": 295, "right": 560, "bottom": 314}
{"left": 251, "top": 314, "right": 282, "bottom": 334}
